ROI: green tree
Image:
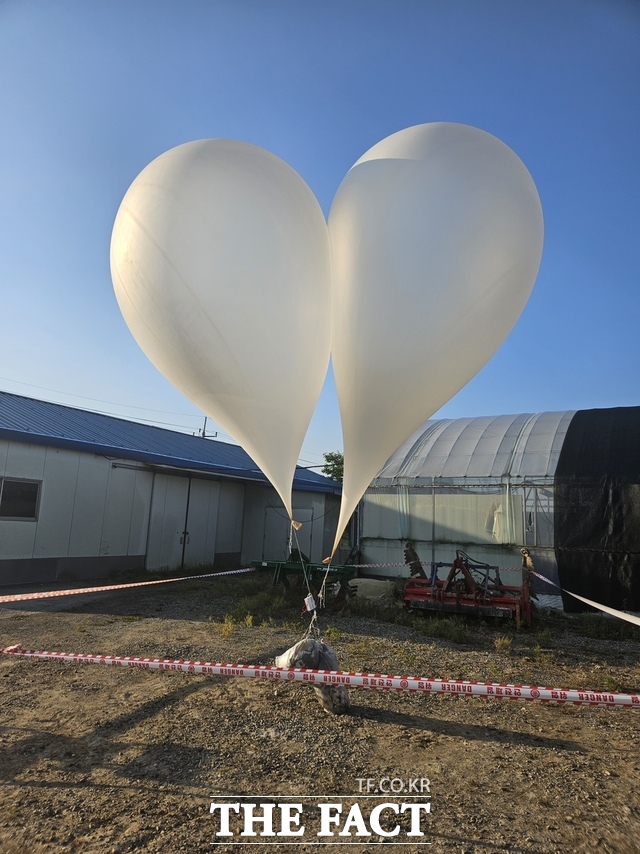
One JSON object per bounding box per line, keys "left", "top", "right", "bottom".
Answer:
{"left": 322, "top": 451, "right": 344, "bottom": 483}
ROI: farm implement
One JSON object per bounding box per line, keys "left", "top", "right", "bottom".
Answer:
{"left": 403, "top": 547, "right": 533, "bottom": 627}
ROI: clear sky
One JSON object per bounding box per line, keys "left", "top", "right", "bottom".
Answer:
{"left": 0, "top": 0, "right": 638, "bottom": 470}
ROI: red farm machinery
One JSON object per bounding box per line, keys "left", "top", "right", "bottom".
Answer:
{"left": 402, "top": 546, "right": 534, "bottom": 628}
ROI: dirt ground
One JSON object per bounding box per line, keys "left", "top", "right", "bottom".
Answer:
{"left": 0, "top": 570, "right": 638, "bottom": 853}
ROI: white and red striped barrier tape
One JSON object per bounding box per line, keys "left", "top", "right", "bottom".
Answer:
{"left": 0, "top": 567, "right": 256, "bottom": 605}
{"left": 354, "top": 561, "right": 517, "bottom": 570}
{"left": 359, "top": 564, "right": 640, "bottom": 629}
{"left": 1, "top": 558, "right": 637, "bottom": 633}
{"left": 1, "top": 645, "right": 638, "bottom": 708}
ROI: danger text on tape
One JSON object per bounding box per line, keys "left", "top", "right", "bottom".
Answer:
{"left": 1, "top": 646, "right": 638, "bottom": 708}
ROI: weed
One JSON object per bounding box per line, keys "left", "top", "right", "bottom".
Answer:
{"left": 534, "top": 627, "right": 554, "bottom": 647}
{"left": 602, "top": 672, "right": 622, "bottom": 692}
{"left": 592, "top": 670, "right": 622, "bottom": 693}
{"left": 323, "top": 626, "right": 341, "bottom": 642}
{"left": 493, "top": 635, "right": 512, "bottom": 654}
{"left": 397, "top": 649, "right": 420, "bottom": 672}
{"left": 219, "top": 614, "right": 235, "bottom": 640}
{"left": 280, "top": 619, "right": 304, "bottom": 633}
{"left": 486, "top": 660, "right": 500, "bottom": 680}
{"left": 533, "top": 643, "right": 554, "bottom": 666}
{"left": 243, "top": 614, "right": 254, "bottom": 628}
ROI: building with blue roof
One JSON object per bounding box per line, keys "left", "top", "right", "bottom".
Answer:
{"left": 0, "top": 391, "right": 341, "bottom": 585}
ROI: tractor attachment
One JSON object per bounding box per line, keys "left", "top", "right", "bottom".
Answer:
{"left": 403, "top": 548, "right": 533, "bottom": 628}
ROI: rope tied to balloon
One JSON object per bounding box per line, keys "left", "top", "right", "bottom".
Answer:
{"left": 287, "top": 523, "right": 327, "bottom": 640}
{"left": 110, "top": 123, "right": 543, "bottom": 641}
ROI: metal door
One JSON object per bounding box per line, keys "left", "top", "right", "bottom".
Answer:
{"left": 146, "top": 474, "right": 189, "bottom": 570}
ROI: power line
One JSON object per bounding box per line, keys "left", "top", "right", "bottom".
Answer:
{"left": 0, "top": 376, "right": 237, "bottom": 439}
{"left": 0, "top": 376, "right": 200, "bottom": 417}
{"left": 0, "top": 376, "right": 337, "bottom": 458}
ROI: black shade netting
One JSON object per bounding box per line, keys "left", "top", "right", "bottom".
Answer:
{"left": 554, "top": 407, "right": 640, "bottom": 612}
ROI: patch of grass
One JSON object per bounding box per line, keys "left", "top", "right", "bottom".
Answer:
{"left": 486, "top": 659, "right": 500, "bottom": 680}
{"left": 323, "top": 626, "right": 341, "bottom": 642}
{"left": 533, "top": 626, "right": 554, "bottom": 647}
{"left": 344, "top": 596, "right": 408, "bottom": 625}
{"left": 218, "top": 614, "right": 235, "bottom": 640}
{"left": 212, "top": 573, "right": 271, "bottom": 598}
{"left": 412, "top": 615, "right": 470, "bottom": 645}
{"left": 228, "top": 590, "right": 292, "bottom": 624}
{"left": 396, "top": 648, "right": 421, "bottom": 672}
{"left": 597, "top": 671, "right": 622, "bottom": 693}
{"left": 493, "top": 635, "right": 512, "bottom": 654}
{"left": 533, "top": 643, "right": 554, "bottom": 666}
{"left": 279, "top": 619, "right": 304, "bottom": 633}
{"left": 346, "top": 639, "right": 370, "bottom": 659}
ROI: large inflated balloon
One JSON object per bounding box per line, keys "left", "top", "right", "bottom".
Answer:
{"left": 110, "top": 140, "right": 331, "bottom": 520}
{"left": 328, "top": 123, "right": 543, "bottom": 555}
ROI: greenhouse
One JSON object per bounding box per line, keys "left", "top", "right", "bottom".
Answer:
{"left": 360, "top": 407, "right": 640, "bottom": 612}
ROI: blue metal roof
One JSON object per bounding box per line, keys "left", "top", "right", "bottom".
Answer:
{"left": 0, "top": 391, "right": 340, "bottom": 495}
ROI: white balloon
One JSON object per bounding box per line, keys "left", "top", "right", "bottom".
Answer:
{"left": 110, "top": 140, "right": 332, "bottom": 520}
{"left": 328, "top": 123, "right": 543, "bottom": 555}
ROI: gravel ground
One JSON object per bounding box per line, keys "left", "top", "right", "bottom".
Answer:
{"left": 0, "top": 571, "right": 639, "bottom": 853}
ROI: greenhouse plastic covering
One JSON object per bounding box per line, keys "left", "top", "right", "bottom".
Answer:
{"left": 373, "top": 411, "right": 576, "bottom": 483}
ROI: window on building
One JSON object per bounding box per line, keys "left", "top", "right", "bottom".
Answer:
{"left": 0, "top": 478, "right": 41, "bottom": 520}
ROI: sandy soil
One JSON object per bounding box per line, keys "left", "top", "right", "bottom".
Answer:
{"left": 0, "top": 572, "right": 638, "bottom": 853}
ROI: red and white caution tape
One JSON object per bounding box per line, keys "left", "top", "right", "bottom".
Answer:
{"left": 0, "top": 561, "right": 524, "bottom": 603}
{"left": 353, "top": 561, "right": 523, "bottom": 571}
{"left": 0, "top": 567, "right": 256, "bottom": 605}
{"left": 353, "top": 561, "right": 429, "bottom": 569}
{"left": 1, "top": 645, "right": 638, "bottom": 708}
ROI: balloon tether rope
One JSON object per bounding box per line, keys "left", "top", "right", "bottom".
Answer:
{"left": 290, "top": 523, "right": 322, "bottom": 640}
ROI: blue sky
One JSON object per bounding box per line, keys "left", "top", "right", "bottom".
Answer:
{"left": 0, "top": 0, "right": 638, "bottom": 469}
